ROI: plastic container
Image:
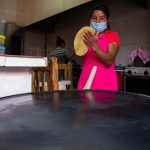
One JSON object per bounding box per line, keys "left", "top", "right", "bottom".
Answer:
{"left": 0, "top": 35, "right": 6, "bottom": 46}
{"left": 0, "top": 46, "right": 5, "bottom": 54}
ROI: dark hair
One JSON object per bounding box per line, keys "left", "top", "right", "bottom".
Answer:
{"left": 90, "top": 4, "right": 111, "bottom": 29}
{"left": 56, "top": 36, "right": 65, "bottom": 47}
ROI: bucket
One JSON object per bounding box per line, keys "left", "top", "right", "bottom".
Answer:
{"left": 58, "top": 80, "right": 71, "bottom": 90}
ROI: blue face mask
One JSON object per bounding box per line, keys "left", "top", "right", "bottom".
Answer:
{"left": 90, "top": 21, "right": 107, "bottom": 32}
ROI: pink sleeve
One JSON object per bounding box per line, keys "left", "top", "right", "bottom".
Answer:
{"left": 107, "top": 31, "right": 120, "bottom": 47}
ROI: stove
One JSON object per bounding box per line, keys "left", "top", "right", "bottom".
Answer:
{"left": 124, "top": 67, "right": 150, "bottom": 95}
{"left": 125, "top": 67, "right": 150, "bottom": 77}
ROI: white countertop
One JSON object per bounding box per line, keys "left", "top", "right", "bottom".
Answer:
{"left": 0, "top": 54, "right": 47, "bottom": 67}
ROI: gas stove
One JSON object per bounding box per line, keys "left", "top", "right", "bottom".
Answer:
{"left": 125, "top": 67, "right": 150, "bottom": 77}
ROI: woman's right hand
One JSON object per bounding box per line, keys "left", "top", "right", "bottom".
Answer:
{"left": 83, "top": 30, "right": 98, "bottom": 48}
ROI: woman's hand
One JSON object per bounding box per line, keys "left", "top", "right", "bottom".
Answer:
{"left": 83, "top": 30, "right": 98, "bottom": 49}
{"left": 83, "top": 30, "right": 119, "bottom": 66}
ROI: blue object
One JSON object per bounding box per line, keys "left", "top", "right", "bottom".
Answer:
{"left": 0, "top": 46, "right": 5, "bottom": 49}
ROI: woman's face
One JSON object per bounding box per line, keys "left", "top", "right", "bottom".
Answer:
{"left": 90, "top": 10, "right": 108, "bottom": 23}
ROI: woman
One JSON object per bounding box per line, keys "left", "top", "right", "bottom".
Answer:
{"left": 78, "top": 4, "right": 120, "bottom": 91}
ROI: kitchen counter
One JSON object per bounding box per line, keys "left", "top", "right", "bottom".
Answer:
{"left": 0, "top": 54, "right": 47, "bottom": 67}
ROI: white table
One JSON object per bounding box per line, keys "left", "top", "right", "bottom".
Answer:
{"left": 0, "top": 55, "right": 47, "bottom": 97}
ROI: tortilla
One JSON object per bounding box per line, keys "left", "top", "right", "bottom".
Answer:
{"left": 74, "top": 26, "right": 95, "bottom": 56}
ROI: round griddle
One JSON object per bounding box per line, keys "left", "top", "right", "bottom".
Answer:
{"left": 0, "top": 90, "right": 150, "bottom": 150}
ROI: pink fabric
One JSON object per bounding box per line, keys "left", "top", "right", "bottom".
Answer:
{"left": 78, "top": 30, "right": 120, "bottom": 91}
{"left": 129, "top": 50, "right": 150, "bottom": 64}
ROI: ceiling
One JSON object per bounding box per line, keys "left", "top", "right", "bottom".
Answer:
{"left": 24, "top": 1, "right": 92, "bottom": 32}
{"left": 24, "top": 0, "right": 149, "bottom": 32}
{"left": 129, "top": 0, "right": 148, "bottom": 9}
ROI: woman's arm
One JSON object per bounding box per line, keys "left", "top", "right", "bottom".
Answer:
{"left": 83, "top": 31, "right": 119, "bottom": 66}
{"left": 92, "top": 42, "right": 119, "bottom": 66}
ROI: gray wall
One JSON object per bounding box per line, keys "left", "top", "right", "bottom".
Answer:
{"left": 110, "top": 0, "right": 150, "bottom": 66}
{"left": 46, "top": 0, "right": 150, "bottom": 66}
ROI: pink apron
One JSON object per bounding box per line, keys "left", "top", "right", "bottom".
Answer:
{"left": 78, "top": 33, "right": 118, "bottom": 91}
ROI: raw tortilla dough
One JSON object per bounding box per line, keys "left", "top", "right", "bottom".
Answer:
{"left": 74, "top": 26, "right": 95, "bottom": 56}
